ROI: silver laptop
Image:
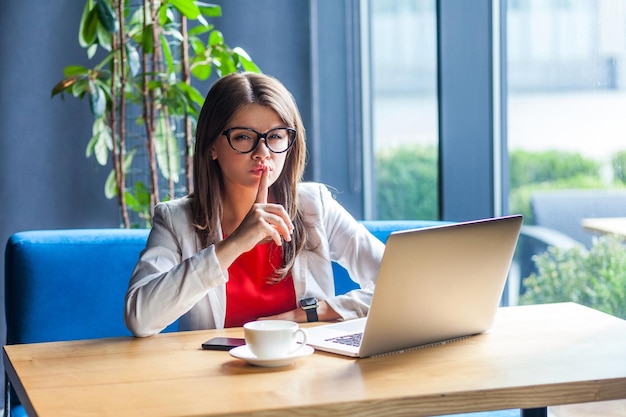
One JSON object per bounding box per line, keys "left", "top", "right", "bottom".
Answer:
{"left": 307, "top": 214, "right": 523, "bottom": 358}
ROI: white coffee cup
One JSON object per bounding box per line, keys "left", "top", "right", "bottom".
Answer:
{"left": 243, "top": 320, "right": 308, "bottom": 359}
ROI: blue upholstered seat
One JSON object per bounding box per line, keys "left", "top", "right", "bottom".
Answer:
{"left": 6, "top": 229, "right": 149, "bottom": 345}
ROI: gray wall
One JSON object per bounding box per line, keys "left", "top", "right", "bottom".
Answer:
{"left": 0, "top": 0, "right": 120, "bottom": 342}
{"left": 0, "top": 1, "right": 121, "bottom": 236}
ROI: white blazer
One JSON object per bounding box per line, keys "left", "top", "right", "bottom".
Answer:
{"left": 125, "top": 182, "right": 385, "bottom": 337}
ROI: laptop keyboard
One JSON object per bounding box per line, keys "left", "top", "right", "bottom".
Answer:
{"left": 326, "top": 332, "right": 363, "bottom": 347}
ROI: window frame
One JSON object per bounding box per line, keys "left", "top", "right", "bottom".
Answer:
{"left": 310, "top": 0, "right": 507, "bottom": 221}
{"left": 437, "top": 0, "right": 507, "bottom": 221}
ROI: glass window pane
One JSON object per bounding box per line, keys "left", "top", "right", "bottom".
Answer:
{"left": 369, "top": 0, "right": 439, "bottom": 220}
{"left": 507, "top": 0, "right": 626, "bottom": 316}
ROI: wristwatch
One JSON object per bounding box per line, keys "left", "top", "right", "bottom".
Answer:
{"left": 300, "top": 297, "right": 319, "bottom": 322}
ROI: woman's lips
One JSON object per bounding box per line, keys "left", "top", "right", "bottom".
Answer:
{"left": 251, "top": 165, "right": 270, "bottom": 175}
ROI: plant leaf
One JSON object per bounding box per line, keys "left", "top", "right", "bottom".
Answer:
{"left": 96, "top": 20, "right": 113, "bottom": 51}
{"left": 160, "top": 34, "right": 175, "bottom": 75}
{"left": 95, "top": 0, "right": 118, "bottom": 33}
{"left": 70, "top": 78, "right": 89, "bottom": 97}
{"left": 87, "top": 117, "right": 111, "bottom": 166}
{"left": 93, "top": 78, "right": 112, "bottom": 105}
{"left": 195, "top": 14, "right": 209, "bottom": 29}
{"left": 196, "top": 2, "right": 222, "bottom": 17}
{"left": 104, "top": 168, "right": 117, "bottom": 199}
{"left": 105, "top": 149, "right": 136, "bottom": 199}
{"left": 214, "top": 50, "right": 236, "bottom": 76}
{"left": 78, "top": 0, "right": 96, "bottom": 47}
{"left": 133, "top": 181, "right": 151, "bottom": 207}
{"left": 176, "top": 82, "right": 205, "bottom": 108}
{"left": 188, "top": 23, "right": 213, "bottom": 37}
{"left": 125, "top": 43, "right": 141, "bottom": 77}
{"left": 233, "top": 47, "right": 261, "bottom": 73}
{"left": 87, "top": 43, "right": 99, "bottom": 59}
{"left": 158, "top": 4, "right": 175, "bottom": 26}
{"left": 82, "top": 8, "right": 100, "bottom": 48}
{"left": 167, "top": 0, "right": 200, "bottom": 19}
{"left": 124, "top": 181, "right": 152, "bottom": 226}
{"left": 208, "top": 29, "right": 224, "bottom": 46}
{"left": 154, "top": 114, "right": 180, "bottom": 182}
{"left": 125, "top": 181, "right": 150, "bottom": 212}
{"left": 191, "top": 62, "right": 211, "bottom": 80}
{"left": 142, "top": 24, "right": 154, "bottom": 53}
{"left": 88, "top": 80, "right": 107, "bottom": 117}
{"left": 63, "top": 65, "right": 89, "bottom": 77}
{"left": 124, "top": 190, "right": 140, "bottom": 210}
{"left": 51, "top": 75, "right": 80, "bottom": 97}
{"left": 188, "top": 37, "right": 206, "bottom": 54}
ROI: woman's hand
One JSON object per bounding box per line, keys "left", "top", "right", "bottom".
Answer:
{"left": 215, "top": 166, "right": 294, "bottom": 268}
{"left": 243, "top": 166, "right": 293, "bottom": 245}
{"left": 232, "top": 166, "right": 293, "bottom": 248}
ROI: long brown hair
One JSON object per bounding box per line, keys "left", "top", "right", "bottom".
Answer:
{"left": 192, "top": 72, "right": 307, "bottom": 280}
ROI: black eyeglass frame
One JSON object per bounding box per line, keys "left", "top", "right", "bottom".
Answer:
{"left": 221, "top": 127, "right": 297, "bottom": 154}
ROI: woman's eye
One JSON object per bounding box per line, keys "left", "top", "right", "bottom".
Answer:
{"left": 233, "top": 134, "right": 253, "bottom": 141}
{"left": 268, "top": 129, "right": 288, "bottom": 140}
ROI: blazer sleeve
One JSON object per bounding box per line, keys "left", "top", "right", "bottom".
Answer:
{"left": 301, "top": 183, "right": 385, "bottom": 320}
{"left": 124, "top": 202, "right": 227, "bottom": 337}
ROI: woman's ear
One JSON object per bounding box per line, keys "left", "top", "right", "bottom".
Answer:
{"left": 210, "top": 146, "right": 217, "bottom": 160}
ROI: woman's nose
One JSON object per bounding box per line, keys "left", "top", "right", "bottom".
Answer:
{"left": 252, "top": 138, "right": 271, "bottom": 159}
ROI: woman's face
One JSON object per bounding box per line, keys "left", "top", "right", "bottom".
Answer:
{"left": 211, "top": 103, "right": 290, "bottom": 194}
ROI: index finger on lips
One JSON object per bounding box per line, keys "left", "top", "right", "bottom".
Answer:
{"left": 255, "top": 165, "right": 269, "bottom": 204}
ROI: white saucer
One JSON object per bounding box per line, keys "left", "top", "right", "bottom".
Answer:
{"left": 229, "top": 344, "right": 314, "bottom": 367}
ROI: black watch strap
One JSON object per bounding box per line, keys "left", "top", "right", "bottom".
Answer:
{"left": 300, "top": 297, "right": 319, "bottom": 322}
{"left": 304, "top": 307, "right": 319, "bottom": 322}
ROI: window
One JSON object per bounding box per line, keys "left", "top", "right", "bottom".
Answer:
{"left": 507, "top": 0, "right": 626, "bottom": 315}
{"left": 367, "top": 0, "right": 439, "bottom": 220}
{"left": 508, "top": 0, "right": 626, "bottom": 243}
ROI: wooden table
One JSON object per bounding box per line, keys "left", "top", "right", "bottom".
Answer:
{"left": 4, "top": 303, "right": 626, "bottom": 417}
{"left": 582, "top": 217, "right": 626, "bottom": 237}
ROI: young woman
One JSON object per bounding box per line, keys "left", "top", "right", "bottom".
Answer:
{"left": 125, "top": 72, "right": 384, "bottom": 337}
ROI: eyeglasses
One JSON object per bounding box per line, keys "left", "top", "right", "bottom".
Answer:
{"left": 221, "top": 127, "right": 296, "bottom": 154}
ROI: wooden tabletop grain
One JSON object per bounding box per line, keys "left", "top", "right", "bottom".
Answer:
{"left": 4, "top": 302, "right": 626, "bottom": 417}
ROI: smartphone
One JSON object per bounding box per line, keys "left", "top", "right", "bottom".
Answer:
{"left": 201, "top": 337, "right": 245, "bottom": 351}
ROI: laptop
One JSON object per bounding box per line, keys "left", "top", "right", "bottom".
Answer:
{"left": 306, "top": 214, "right": 523, "bottom": 358}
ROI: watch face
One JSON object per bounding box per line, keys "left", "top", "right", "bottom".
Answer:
{"left": 301, "top": 297, "right": 317, "bottom": 308}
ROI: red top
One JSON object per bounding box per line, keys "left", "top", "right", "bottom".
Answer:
{"left": 224, "top": 241, "right": 296, "bottom": 328}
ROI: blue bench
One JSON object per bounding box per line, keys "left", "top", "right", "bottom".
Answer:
{"left": 3, "top": 221, "right": 519, "bottom": 417}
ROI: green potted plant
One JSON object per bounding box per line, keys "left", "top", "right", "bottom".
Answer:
{"left": 51, "top": 0, "right": 260, "bottom": 227}
{"left": 520, "top": 234, "right": 626, "bottom": 319}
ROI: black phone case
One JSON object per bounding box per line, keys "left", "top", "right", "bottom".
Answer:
{"left": 201, "top": 337, "right": 245, "bottom": 351}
